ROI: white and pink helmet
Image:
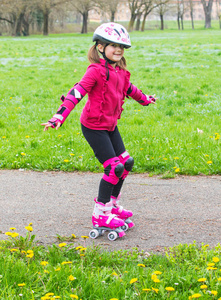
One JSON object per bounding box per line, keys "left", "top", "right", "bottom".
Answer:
{"left": 93, "top": 22, "right": 131, "bottom": 48}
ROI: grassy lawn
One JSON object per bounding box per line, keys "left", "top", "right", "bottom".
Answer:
{"left": 0, "top": 30, "right": 220, "bottom": 175}
{"left": 1, "top": 226, "right": 221, "bottom": 299}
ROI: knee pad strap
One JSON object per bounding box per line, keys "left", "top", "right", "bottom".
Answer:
{"left": 119, "top": 151, "right": 134, "bottom": 180}
{"left": 102, "top": 157, "right": 124, "bottom": 185}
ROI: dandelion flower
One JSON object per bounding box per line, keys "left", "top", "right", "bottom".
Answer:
{"left": 81, "top": 236, "right": 89, "bottom": 239}
{"left": 25, "top": 226, "right": 33, "bottom": 232}
{"left": 137, "top": 264, "right": 145, "bottom": 267}
{"left": 142, "top": 288, "right": 151, "bottom": 292}
{"left": 153, "top": 271, "right": 162, "bottom": 275}
{"left": 70, "top": 295, "right": 78, "bottom": 299}
{"left": 69, "top": 275, "right": 75, "bottom": 281}
{"left": 111, "top": 272, "right": 118, "bottom": 276}
{"left": 198, "top": 278, "right": 206, "bottom": 282}
{"left": 40, "top": 261, "right": 48, "bottom": 266}
{"left": 10, "top": 248, "right": 19, "bottom": 252}
{"left": 200, "top": 285, "right": 207, "bottom": 289}
{"left": 151, "top": 287, "right": 159, "bottom": 293}
{"left": 212, "top": 257, "right": 219, "bottom": 263}
{"left": 61, "top": 261, "right": 72, "bottom": 265}
{"left": 165, "top": 287, "right": 175, "bottom": 292}
{"left": 175, "top": 168, "right": 180, "bottom": 173}
{"left": 18, "top": 283, "right": 26, "bottom": 287}
{"left": 110, "top": 298, "right": 119, "bottom": 300}
{"left": 218, "top": 278, "right": 221, "bottom": 281}
{"left": 11, "top": 232, "right": 19, "bottom": 238}
{"left": 130, "top": 278, "right": 138, "bottom": 284}
{"left": 211, "top": 291, "right": 218, "bottom": 296}
{"left": 191, "top": 294, "right": 202, "bottom": 298}
{"left": 58, "top": 243, "right": 67, "bottom": 248}
{"left": 207, "top": 161, "right": 212, "bottom": 164}
{"left": 10, "top": 227, "right": 16, "bottom": 230}
{"left": 21, "top": 152, "right": 26, "bottom": 156}
{"left": 55, "top": 267, "right": 61, "bottom": 271}
{"left": 5, "top": 232, "right": 12, "bottom": 236}
{"left": 71, "top": 234, "right": 76, "bottom": 238}
{"left": 64, "top": 159, "right": 69, "bottom": 162}
{"left": 207, "top": 263, "right": 215, "bottom": 267}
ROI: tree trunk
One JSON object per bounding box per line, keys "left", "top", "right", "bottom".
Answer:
{"left": 177, "top": 13, "right": 181, "bottom": 30}
{"left": 43, "top": 10, "right": 49, "bottom": 35}
{"left": 15, "top": 13, "right": 24, "bottom": 36}
{"left": 141, "top": 12, "right": 149, "bottom": 31}
{"left": 160, "top": 14, "right": 164, "bottom": 30}
{"left": 181, "top": 15, "right": 184, "bottom": 29}
{"left": 201, "top": 0, "right": 214, "bottom": 28}
{"left": 219, "top": 15, "right": 221, "bottom": 29}
{"left": 190, "top": 9, "right": 194, "bottom": 29}
{"left": 81, "top": 11, "right": 88, "bottom": 34}
{"left": 111, "top": 11, "right": 115, "bottom": 22}
{"left": 135, "top": 12, "right": 142, "bottom": 31}
{"left": 128, "top": 14, "right": 136, "bottom": 32}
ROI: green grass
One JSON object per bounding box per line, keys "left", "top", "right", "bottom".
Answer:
{"left": 1, "top": 227, "right": 221, "bottom": 299}
{"left": 0, "top": 30, "right": 220, "bottom": 175}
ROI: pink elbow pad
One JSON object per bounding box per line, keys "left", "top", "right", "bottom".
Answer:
{"left": 65, "top": 84, "right": 87, "bottom": 104}
{"left": 137, "top": 93, "right": 152, "bottom": 106}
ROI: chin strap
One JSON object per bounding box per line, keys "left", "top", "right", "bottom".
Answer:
{"left": 97, "top": 42, "right": 116, "bottom": 81}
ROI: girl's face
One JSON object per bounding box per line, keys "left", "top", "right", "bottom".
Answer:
{"left": 98, "top": 43, "right": 125, "bottom": 64}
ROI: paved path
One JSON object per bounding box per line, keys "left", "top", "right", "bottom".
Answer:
{"left": 0, "top": 170, "right": 220, "bottom": 252}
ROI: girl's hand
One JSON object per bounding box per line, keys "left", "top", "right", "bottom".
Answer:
{"left": 41, "top": 122, "right": 61, "bottom": 131}
{"left": 149, "top": 94, "right": 157, "bottom": 104}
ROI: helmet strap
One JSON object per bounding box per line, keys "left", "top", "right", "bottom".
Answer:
{"left": 97, "top": 43, "right": 116, "bottom": 65}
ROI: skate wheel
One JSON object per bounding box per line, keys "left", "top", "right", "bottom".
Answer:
{"left": 89, "top": 229, "right": 99, "bottom": 239}
{"left": 108, "top": 231, "right": 118, "bottom": 241}
{"left": 121, "top": 223, "right": 129, "bottom": 232}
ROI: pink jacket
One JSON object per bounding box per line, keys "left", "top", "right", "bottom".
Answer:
{"left": 79, "top": 59, "right": 145, "bottom": 131}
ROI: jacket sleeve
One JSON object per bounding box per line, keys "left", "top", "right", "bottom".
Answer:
{"left": 126, "top": 82, "right": 152, "bottom": 106}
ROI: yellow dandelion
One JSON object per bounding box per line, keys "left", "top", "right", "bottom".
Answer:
{"left": 165, "top": 287, "right": 175, "bottom": 292}
{"left": 212, "top": 257, "right": 219, "bottom": 263}
{"left": 70, "top": 153, "right": 75, "bottom": 156}
{"left": 174, "top": 157, "right": 179, "bottom": 159}
{"left": 10, "top": 227, "right": 16, "bottom": 231}
{"left": 45, "top": 293, "right": 54, "bottom": 297}
{"left": 64, "top": 159, "right": 69, "bottom": 162}
{"left": 2, "top": 136, "right": 6, "bottom": 139}
{"left": 198, "top": 278, "right": 206, "bottom": 282}
{"left": 152, "top": 287, "right": 159, "bottom": 293}
{"left": 81, "top": 236, "right": 89, "bottom": 239}
{"left": 191, "top": 294, "right": 202, "bottom": 298}
{"left": 61, "top": 261, "right": 72, "bottom": 265}
{"left": 207, "top": 266, "right": 217, "bottom": 270}
{"left": 76, "top": 246, "right": 83, "bottom": 250}
{"left": 69, "top": 275, "right": 75, "bottom": 281}
{"left": 58, "top": 242, "right": 67, "bottom": 248}
{"left": 40, "top": 261, "right": 48, "bottom": 266}
{"left": 25, "top": 226, "right": 33, "bottom": 232}
{"left": 207, "top": 262, "right": 215, "bottom": 267}
{"left": 207, "top": 161, "right": 212, "bottom": 164}
{"left": 5, "top": 232, "right": 12, "bottom": 236}
{"left": 111, "top": 271, "right": 118, "bottom": 276}
{"left": 175, "top": 168, "right": 180, "bottom": 173}
{"left": 18, "top": 283, "right": 26, "bottom": 287}
{"left": 218, "top": 277, "right": 221, "bottom": 281}
{"left": 10, "top": 248, "right": 19, "bottom": 252}
{"left": 54, "top": 297, "right": 61, "bottom": 299}
{"left": 70, "top": 295, "right": 78, "bottom": 299}
{"left": 137, "top": 264, "right": 145, "bottom": 267}
{"left": 55, "top": 267, "right": 61, "bottom": 271}
{"left": 21, "top": 152, "right": 26, "bottom": 156}
{"left": 153, "top": 271, "right": 162, "bottom": 275}
{"left": 142, "top": 288, "right": 151, "bottom": 292}
{"left": 110, "top": 298, "right": 119, "bottom": 300}
{"left": 71, "top": 234, "right": 76, "bottom": 238}
{"left": 130, "top": 278, "right": 138, "bottom": 284}
{"left": 211, "top": 291, "right": 218, "bottom": 296}
{"left": 200, "top": 285, "right": 207, "bottom": 289}
{"left": 25, "top": 135, "right": 30, "bottom": 138}
{"left": 11, "top": 232, "right": 19, "bottom": 238}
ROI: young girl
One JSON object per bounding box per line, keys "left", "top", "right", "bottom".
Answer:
{"left": 42, "top": 22, "right": 156, "bottom": 241}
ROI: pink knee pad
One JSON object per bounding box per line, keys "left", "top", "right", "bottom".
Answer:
{"left": 102, "top": 157, "right": 124, "bottom": 185}
{"left": 119, "top": 151, "right": 134, "bottom": 180}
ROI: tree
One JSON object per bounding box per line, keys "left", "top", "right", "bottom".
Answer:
{"left": 95, "top": 0, "right": 120, "bottom": 22}
{"left": 127, "top": 0, "right": 145, "bottom": 32}
{"left": 215, "top": 0, "right": 221, "bottom": 28}
{"left": 71, "top": 0, "right": 95, "bottom": 34}
{"left": 201, "top": 0, "right": 214, "bottom": 28}
{"left": 36, "top": 0, "right": 65, "bottom": 35}
{"left": 188, "top": 0, "right": 195, "bottom": 29}
{"left": 154, "top": 0, "right": 171, "bottom": 30}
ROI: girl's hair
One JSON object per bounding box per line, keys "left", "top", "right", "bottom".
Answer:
{"left": 87, "top": 42, "right": 127, "bottom": 70}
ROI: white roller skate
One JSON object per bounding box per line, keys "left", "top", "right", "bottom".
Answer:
{"left": 89, "top": 198, "right": 126, "bottom": 241}
{"left": 110, "top": 193, "right": 134, "bottom": 231}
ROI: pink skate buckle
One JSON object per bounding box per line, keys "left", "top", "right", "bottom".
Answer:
{"left": 128, "top": 221, "right": 135, "bottom": 229}
{"left": 118, "top": 231, "right": 126, "bottom": 238}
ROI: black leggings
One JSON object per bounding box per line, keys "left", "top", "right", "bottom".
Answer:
{"left": 81, "top": 124, "right": 126, "bottom": 203}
